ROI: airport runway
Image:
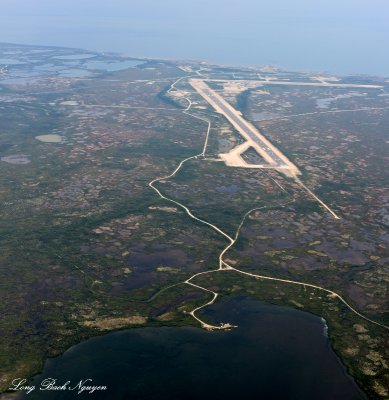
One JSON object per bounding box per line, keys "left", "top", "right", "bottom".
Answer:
{"left": 189, "top": 79, "right": 301, "bottom": 176}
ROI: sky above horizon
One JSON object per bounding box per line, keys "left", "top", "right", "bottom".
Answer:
{"left": 1, "top": 0, "right": 388, "bottom": 75}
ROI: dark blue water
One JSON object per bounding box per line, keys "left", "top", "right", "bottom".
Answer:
{"left": 18, "top": 298, "right": 366, "bottom": 400}
{"left": 1, "top": 0, "right": 388, "bottom": 76}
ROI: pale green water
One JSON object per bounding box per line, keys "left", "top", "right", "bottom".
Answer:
{"left": 0, "top": 0, "right": 388, "bottom": 76}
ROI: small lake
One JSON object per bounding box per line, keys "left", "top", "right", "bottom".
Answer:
{"left": 82, "top": 59, "right": 142, "bottom": 71}
{"left": 0, "top": 58, "right": 27, "bottom": 65}
{"left": 57, "top": 69, "right": 92, "bottom": 78}
{"left": 19, "top": 298, "right": 365, "bottom": 400}
{"left": 53, "top": 54, "right": 96, "bottom": 60}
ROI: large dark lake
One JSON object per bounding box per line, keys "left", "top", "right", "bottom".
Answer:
{"left": 20, "top": 298, "right": 366, "bottom": 400}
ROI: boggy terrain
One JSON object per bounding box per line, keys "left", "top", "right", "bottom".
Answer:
{"left": 0, "top": 43, "right": 388, "bottom": 399}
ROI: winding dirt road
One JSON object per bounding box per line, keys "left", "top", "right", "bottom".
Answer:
{"left": 148, "top": 75, "right": 388, "bottom": 331}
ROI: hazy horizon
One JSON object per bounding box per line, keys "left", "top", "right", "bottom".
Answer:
{"left": 1, "top": 0, "right": 389, "bottom": 76}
